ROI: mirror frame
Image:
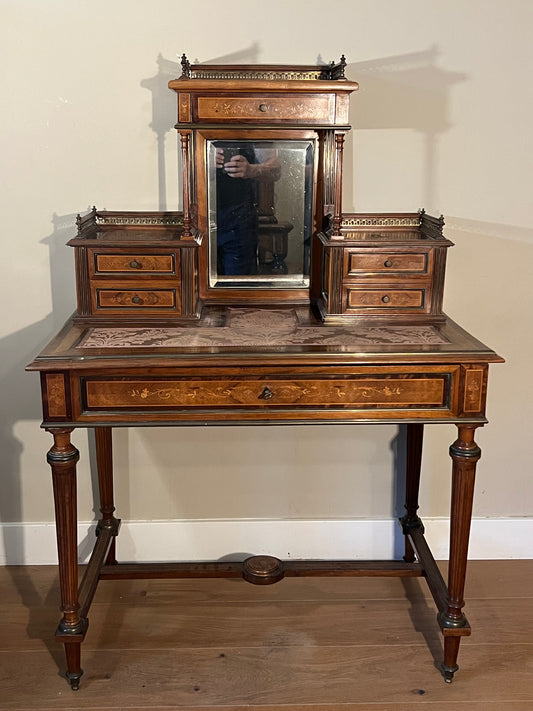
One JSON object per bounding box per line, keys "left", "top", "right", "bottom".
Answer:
{"left": 194, "top": 128, "right": 320, "bottom": 304}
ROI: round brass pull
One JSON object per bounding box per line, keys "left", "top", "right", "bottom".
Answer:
{"left": 381, "top": 295, "right": 391, "bottom": 304}
{"left": 129, "top": 259, "right": 142, "bottom": 269}
{"left": 258, "top": 103, "right": 268, "bottom": 112}
{"left": 258, "top": 386, "right": 274, "bottom": 400}
{"left": 131, "top": 295, "right": 142, "bottom": 304}
{"left": 384, "top": 259, "right": 393, "bottom": 268}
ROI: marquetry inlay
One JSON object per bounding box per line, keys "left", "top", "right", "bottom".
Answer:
{"left": 463, "top": 368, "right": 484, "bottom": 412}
{"left": 83, "top": 375, "right": 447, "bottom": 409}
{"left": 45, "top": 374, "right": 67, "bottom": 418}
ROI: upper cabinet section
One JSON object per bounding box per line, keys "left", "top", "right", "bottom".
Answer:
{"left": 68, "top": 57, "right": 452, "bottom": 325}
{"left": 168, "top": 56, "right": 359, "bottom": 305}
{"left": 169, "top": 55, "right": 359, "bottom": 128}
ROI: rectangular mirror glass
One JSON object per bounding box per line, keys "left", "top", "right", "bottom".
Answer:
{"left": 207, "top": 139, "right": 314, "bottom": 289}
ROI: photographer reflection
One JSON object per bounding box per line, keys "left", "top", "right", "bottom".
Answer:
{"left": 215, "top": 142, "right": 281, "bottom": 275}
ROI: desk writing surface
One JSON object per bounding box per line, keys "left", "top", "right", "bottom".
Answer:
{"left": 30, "top": 306, "right": 501, "bottom": 364}
{"left": 28, "top": 307, "right": 502, "bottom": 428}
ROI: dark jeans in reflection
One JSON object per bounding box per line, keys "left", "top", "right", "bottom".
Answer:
{"left": 217, "top": 203, "right": 258, "bottom": 276}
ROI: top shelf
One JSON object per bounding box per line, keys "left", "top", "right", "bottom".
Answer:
{"left": 333, "top": 211, "right": 453, "bottom": 245}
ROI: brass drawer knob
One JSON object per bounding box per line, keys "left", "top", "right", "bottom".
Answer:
{"left": 258, "top": 386, "right": 274, "bottom": 400}
{"left": 131, "top": 295, "right": 142, "bottom": 304}
{"left": 381, "top": 295, "right": 391, "bottom": 304}
{"left": 384, "top": 259, "right": 393, "bottom": 268}
{"left": 129, "top": 259, "right": 142, "bottom": 269}
{"left": 259, "top": 103, "right": 268, "bottom": 112}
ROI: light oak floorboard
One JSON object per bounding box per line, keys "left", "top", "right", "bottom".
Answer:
{"left": 2, "top": 595, "right": 533, "bottom": 651}
{"left": 0, "top": 561, "right": 532, "bottom": 709}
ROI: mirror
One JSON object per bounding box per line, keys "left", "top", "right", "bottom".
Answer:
{"left": 207, "top": 139, "right": 314, "bottom": 289}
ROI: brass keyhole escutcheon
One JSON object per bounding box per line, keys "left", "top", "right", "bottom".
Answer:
{"left": 381, "top": 295, "right": 391, "bottom": 304}
{"left": 258, "top": 386, "right": 274, "bottom": 400}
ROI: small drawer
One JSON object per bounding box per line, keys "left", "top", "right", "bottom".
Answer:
{"left": 95, "top": 288, "right": 178, "bottom": 311}
{"left": 195, "top": 93, "right": 335, "bottom": 124}
{"left": 345, "top": 288, "right": 426, "bottom": 312}
{"left": 92, "top": 252, "right": 176, "bottom": 275}
{"left": 345, "top": 251, "right": 429, "bottom": 276}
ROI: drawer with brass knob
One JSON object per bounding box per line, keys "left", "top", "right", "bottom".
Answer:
{"left": 344, "top": 250, "right": 431, "bottom": 277}
{"left": 90, "top": 251, "right": 178, "bottom": 276}
{"left": 93, "top": 287, "right": 179, "bottom": 313}
{"left": 78, "top": 367, "right": 458, "bottom": 421}
{"left": 344, "top": 287, "right": 428, "bottom": 314}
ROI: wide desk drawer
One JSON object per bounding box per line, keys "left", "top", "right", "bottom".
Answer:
{"left": 80, "top": 370, "right": 456, "bottom": 415}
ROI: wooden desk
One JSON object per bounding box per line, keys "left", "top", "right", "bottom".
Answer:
{"left": 27, "top": 306, "right": 503, "bottom": 689}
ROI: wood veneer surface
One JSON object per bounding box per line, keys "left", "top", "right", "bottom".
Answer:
{"left": 1, "top": 561, "right": 532, "bottom": 710}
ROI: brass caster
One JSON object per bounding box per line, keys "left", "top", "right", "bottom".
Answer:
{"left": 66, "top": 670, "right": 83, "bottom": 691}
{"left": 441, "top": 663, "right": 458, "bottom": 683}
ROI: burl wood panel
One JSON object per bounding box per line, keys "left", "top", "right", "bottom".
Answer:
{"left": 463, "top": 367, "right": 485, "bottom": 413}
{"left": 345, "top": 252, "right": 429, "bottom": 275}
{"left": 178, "top": 92, "right": 191, "bottom": 123}
{"left": 195, "top": 94, "right": 335, "bottom": 123}
{"left": 95, "top": 289, "right": 178, "bottom": 310}
{"left": 83, "top": 375, "right": 449, "bottom": 410}
{"left": 44, "top": 373, "right": 67, "bottom": 418}
{"left": 346, "top": 289, "right": 425, "bottom": 309}
{"left": 94, "top": 254, "right": 176, "bottom": 274}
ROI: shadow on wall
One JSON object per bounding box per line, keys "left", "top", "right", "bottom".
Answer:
{"left": 0, "top": 211, "right": 97, "bottom": 566}
{"left": 346, "top": 45, "right": 467, "bottom": 210}
{"left": 443, "top": 216, "right": 533, "bottom": 355}
{"left": 141, "top": 44, "right": 261, "bottom": 211}
{"left": 142, "top": 44, "right": 467, "bottom": 213}
{"left": 141, "top": 56, "right": 181, "bottom": 211}
{"left": 0, "top": 211, "right": 104, "bottom": 667}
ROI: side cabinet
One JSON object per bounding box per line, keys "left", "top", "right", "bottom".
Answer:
{"left": 69, "top": 209, "right": 201, "bottom": 323}
{"left": 318, "top": 211, "right": 452, "bottom": 322}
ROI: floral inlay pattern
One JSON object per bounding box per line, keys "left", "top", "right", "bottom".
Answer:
{"left": 78, "top": 308, "right": 448, "bottom": 350}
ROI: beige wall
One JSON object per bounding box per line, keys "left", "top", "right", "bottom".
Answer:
{"left": 1, "top": 1, "right": 531, "bottom": 554}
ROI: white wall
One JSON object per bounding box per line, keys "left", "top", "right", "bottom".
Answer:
{"left": 1, "top": 0, "right": 532, "bottom": 563}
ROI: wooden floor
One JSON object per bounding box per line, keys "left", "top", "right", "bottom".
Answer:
{"left": 1, "top": 561, "right": 532, "bottom": 711}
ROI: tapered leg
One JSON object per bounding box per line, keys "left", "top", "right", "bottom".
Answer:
{"left": 400, "top": 423, "right": 424, "bottom": 562}
{"left": 46, "top": 427, "right": 87, "bottom": 690}
{"left": 438, "top": 424, "right": 481, "bottom": 682}
{"left": 94, "top": 427, "right": 120, "bottom": 564}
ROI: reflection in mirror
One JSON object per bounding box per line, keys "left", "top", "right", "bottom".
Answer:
{"left": 208, "top": 139, "right": 314, "bottom": 288}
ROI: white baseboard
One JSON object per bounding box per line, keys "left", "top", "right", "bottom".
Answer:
{"left": 1, "top": 517, "right": 532, "bottom": 565}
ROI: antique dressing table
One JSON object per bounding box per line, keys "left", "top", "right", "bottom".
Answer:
{"left": 27, "top": 56, "right": 502, "bottom": 690}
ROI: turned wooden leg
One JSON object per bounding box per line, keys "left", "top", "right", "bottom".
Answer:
{"left": 438, "top": 424, "right": 481, "bottom": 682}
{"left": 400, "top": 423, "right": 424, "bottom": 562}
{"left": 94, "top": 427, "right": 120, "bottom": 564}
{"left": 46, "top": 427, "right": 87, "bottom": 690}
